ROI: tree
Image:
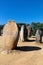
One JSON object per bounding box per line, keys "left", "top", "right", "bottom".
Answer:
{"left": 31, "top": 22, "right": 43, "bottom": 36}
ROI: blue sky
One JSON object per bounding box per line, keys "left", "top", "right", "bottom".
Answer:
{"left": 0, "top": 0, "right": 43, "bottom": 24}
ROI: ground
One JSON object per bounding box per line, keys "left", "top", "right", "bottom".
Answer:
{"left": 0, "top": 37, "right": 43, "bottom": 65}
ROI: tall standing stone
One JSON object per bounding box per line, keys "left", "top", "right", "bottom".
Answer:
{"left": 36, "top": 29, "right": 42, "bottom": 43}
{"left": 19, "top": 25, "right": 28, "bottom": 41}
{"left": 19, "top": 25, "right": 24, "bottom": 41}
{"left": 1, "top": 20, "right": 19, "bottom": 54}
{"left": 26, "top": 26, "right": 32, "bottom": 37}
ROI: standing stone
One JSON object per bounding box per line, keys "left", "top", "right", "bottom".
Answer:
{"left": 1, "top": 20, "right": 19, "bottom": 54}
{"left": 24, "top": 25, "right": 28, "bottom": 41}
{"left": 19, "top": 25, "right": 28, "bottom": 41}
{"left": 36, "top": 29, "right": 42, "bottom": 43}
{"left": 26, "top": 26, "right": 32, "bottom": 37}
{"left": 19, "top": 25, "right": 24, "bottom": 41}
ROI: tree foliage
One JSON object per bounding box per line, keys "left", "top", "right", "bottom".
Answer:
{"left": 0, "top": 22, "right": 43, "bottom": 36}
{"left": 0, "top": 25, "right": 4, "bottom": 35}
{"left": 31, "top": 22, "right": 43, "bottom": 36}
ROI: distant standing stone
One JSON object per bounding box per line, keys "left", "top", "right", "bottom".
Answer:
{"left": 26, "top": 26, "right": 32, "bottom": 37}
{"left": 36, "top": 29, "right": 42, "bottom": 43}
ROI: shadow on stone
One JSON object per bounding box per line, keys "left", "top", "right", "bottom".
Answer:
{"left": 40, "top": 42, "right": 43, "bottom": 44}
{"left": 14, "top": 46, "right": 41, "bottom": 51}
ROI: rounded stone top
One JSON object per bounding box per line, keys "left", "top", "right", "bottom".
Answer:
{"left": 3, "top": 20, "right": 18, "bottom": 36}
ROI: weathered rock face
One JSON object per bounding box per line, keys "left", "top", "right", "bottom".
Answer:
{"left": 1, "top": 21, "right": 19, "bottom": 54}
{"left": 19, "top": 25, "right": 28, "bottom": 41}
{"left": 26, "top": 26, "right": 32, "bottom": 37}
{"left": 36, "top": 29, "right": 42, "bottom": 43}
